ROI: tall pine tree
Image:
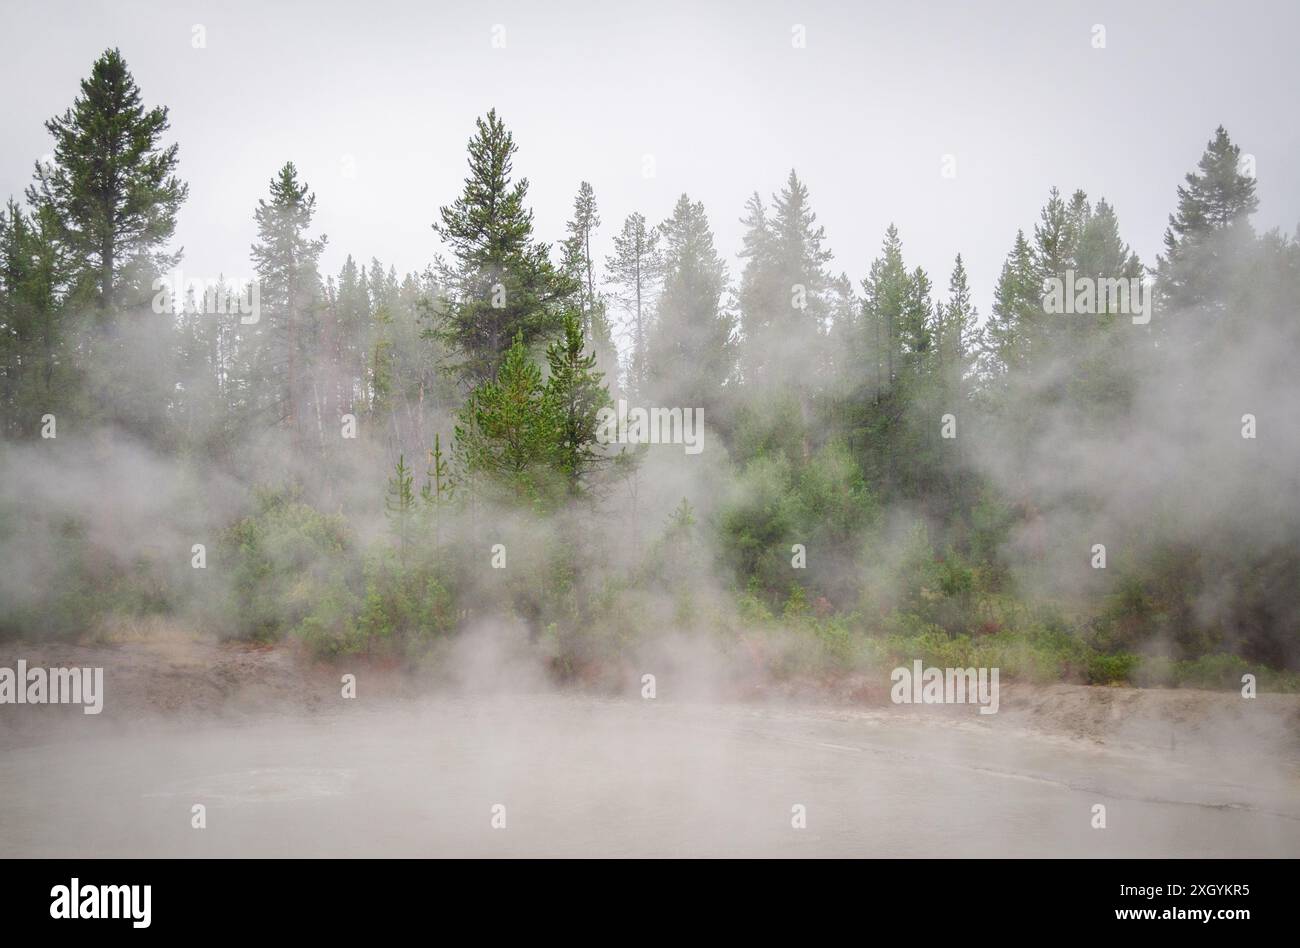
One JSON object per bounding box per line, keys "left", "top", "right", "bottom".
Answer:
{"left": 250, "top": 162, "right": 327, "bottom": 445}
{"left": 1157, "top": 126, "right": 1259, "bottom": 314}
{"left": 432, "top": 110, "right": 576, "bottom": 387}
{"left": 605, "top": 211, "right": 662, "bottom": 399}
{"left": 28, "top": 48, "right": 186, "bottom": 318}
{"left": 646, "top": 194, "right": 734, "bottom": 421}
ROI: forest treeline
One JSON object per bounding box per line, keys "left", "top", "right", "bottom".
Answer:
{"left": 2, "top": 49, "right": 1298, "bottom": 688}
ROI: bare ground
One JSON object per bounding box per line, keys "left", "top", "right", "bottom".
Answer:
{"left": 2, "top": 635, "right": 1296, "bottom": 766}
{"left": 2, "top": 635, "right": 1297, "bottom": 857}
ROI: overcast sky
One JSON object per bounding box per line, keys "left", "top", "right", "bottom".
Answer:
{"left": 3, "top": 0, "right": 1298, "bottom": 323}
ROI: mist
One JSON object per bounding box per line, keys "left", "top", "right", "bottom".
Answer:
{"left": 1, "top": 1, "right": 1298, "bottom": 862}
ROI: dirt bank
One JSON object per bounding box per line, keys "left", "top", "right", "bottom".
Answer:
{"left": 2, "top": 636, "right": 1296, "bottom": 771}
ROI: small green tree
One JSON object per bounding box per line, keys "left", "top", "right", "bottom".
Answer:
{"left": 453, "top": 332, "right": 560, "bottom": 505}
{"left": 544, "top": 311, "right": 614, "bottom": 497}
{"left": 421, "top": 433, "right": 455, "bottom": 506}
{"left": 385, "top": 454, "right": 416, "bottom": 559}
{"left": 420, "top": 432, "right": 456, "bottom": 548}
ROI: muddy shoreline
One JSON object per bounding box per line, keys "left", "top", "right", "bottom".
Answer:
{"left": 2, "top": 637, "right": 1296, "bottom": 770}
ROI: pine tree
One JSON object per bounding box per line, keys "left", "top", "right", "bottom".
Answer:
{"left": 1033, "top": 187, "right": 1079, "bottom": 288}
{"left": 453, "top": 332, "right": 560, "bottom": 505}
{"left": 25, "top": 201, "right": 71, "bottom": 396}
{"left": 173, "top": 274, "right": 241, "bottom": 452}
{"left": 1157, "top": 126, "right": 1259, "bottom": 312}
{"left": 937, "top": 254, "right": 979, "bottom": 399}
{"left": 1165, "top": 126, "right": 1259, "bottom": 236}
{"left": 856, "top": 226, "right": 944, "bottom": 497}
{"left": 385, "top": 454, "right": 417, "bottom": 559}
{"left": 0, "top": 200, "right": 44, "bottom": 435}
{"left": 334, "top": 255, "right": 371, "bottom": 416}
{"left": 899, "top": 265, "right": 934, "bottom": 379}
{"left": 386, "top": 269, "right": 454, "bottom": 454}
{"left": 980, "top": 230, "right": 1038, "bottom": 382}
{"left": 646, "top": 194, "right": 734, "bottom": 419}
{"left": 370, "top": 304, "right": 395, "bottom": 420}
{"left": 771, "top": 170, "right": 833, "bottom": 328}
{"left": 432, "top": 110, "right": 576, "bottom": 386}
{"left": 368, "top": 258, "right": 398, "bottom": 315}
{"left": 1068, "top": 197, "right": 1145, "bottom": 412}
{"left": 605, "top": 212, "right": 662, "bottom": 398}
{"left": 861, "top": 224, "right": 910, "bottom": 393}
{"left": 1075, "top": 198, "right": 1142, "bottom": 284}
{"left": 421, "top": 433, "right": 455, "bottom": 506}
{"left": 28, "top": 48, "right": 186, "bottom": 318}
{"left": 738, "top": 171, "right": 832, "bottom": 388}
{"left": 249, "top": 162, "right": 327, "bottom": 442}
{"left": 1034, "top": 187, "right": 1094, "bottom": 357}
{"left": 1024, "top": 189, "right": 1146, "bottom": 404}
{"left": 561, "top": 181, "right": 601, "bottom": 334}
{"left": 544, "top": 310, "right": 614, "bottom": 497}
{"left": 559, "top": 182, "right": 619, "bottom": 394}
{"left": 824, "top": 271, "right": 860, "bottom": 400}
{"left": 737, "top": 191, "right": 776, "bottom": 381}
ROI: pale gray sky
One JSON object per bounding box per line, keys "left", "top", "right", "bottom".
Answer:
{"left": 2, "top": 0, "right": 1297, "bottom": 321}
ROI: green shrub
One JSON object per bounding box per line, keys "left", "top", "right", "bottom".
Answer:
{"left": 1170, "top": 653, "right": 1252, "bottom": 690}
{"left": 350, "top": 549, "right": 456, "bottom": 657}
{"left": 221, "top": 488, "right": 356, "bottom": 643}
{"left": 1086, "top": 652, "right": 1140, "bottom": 685}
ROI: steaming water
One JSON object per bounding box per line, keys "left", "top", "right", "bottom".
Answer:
{"left": 1, "top": 694, "right": 1296, "bottom": 857}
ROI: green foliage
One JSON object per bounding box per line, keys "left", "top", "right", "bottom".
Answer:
{"left": 420, "top": 433, "right": 456, "bottom": 509}
{"left": 544, "top": 310, "right": 614, "bottom": 497}
{"left": 1086, "top": 652, "right": 1141, "bottom": 686}
{"left": 29, "top": 47, "right": 187, "bottom": 313}
{"left": 454, "top": 331, "right": 561, "bottom": 506}
{"left": 718, "top": 440, "right": 878, "bottom": 611}
{"left": 0, "top": 198, "right": 80, "bottom": 438}
{"left": 221, "top": 488, "right": 356, "bottom": 643}
{"left": 719, "top": 453, "right": 797, "bottom": 598}
{"left": 645, "top": 194, "right": 734, "bottom": 416}
{"left": 737, "top": 171, "right": 832, "bottom": 390}
{"left": 0, "top": 508, "right": 170, "bottom": 640}
{"left": 431, "top": 109, "right": 577, "bottom": 386}
{"left": 1159, "top": 125, "right": 1260, "bottom": 312}
{"left": 385, "top": 454, "right": 417, "bottom": 555}
{"left": 3, "top": 67, "right": 1296, "bottom": 691}
{"left": 351, "top": 547, "right": 456, "bottom": 657}
{"left": 605, "top": 212, "right": 661, "bottom": 398}
{"left": 454, "top": 311, "right": 618, "bottom": 507}
{"left": 249, "top": 161, "right": 327, "bottom": 439}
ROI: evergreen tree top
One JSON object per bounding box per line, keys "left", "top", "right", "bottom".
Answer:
{"left": 434, "top": 109, "right": 538, "bottom": 268}
{"left": 1164, "top": 125, "right": 1259, "bottom": 249}
{"left": 29, "top": 46, "right": 187, "bottom": 309}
